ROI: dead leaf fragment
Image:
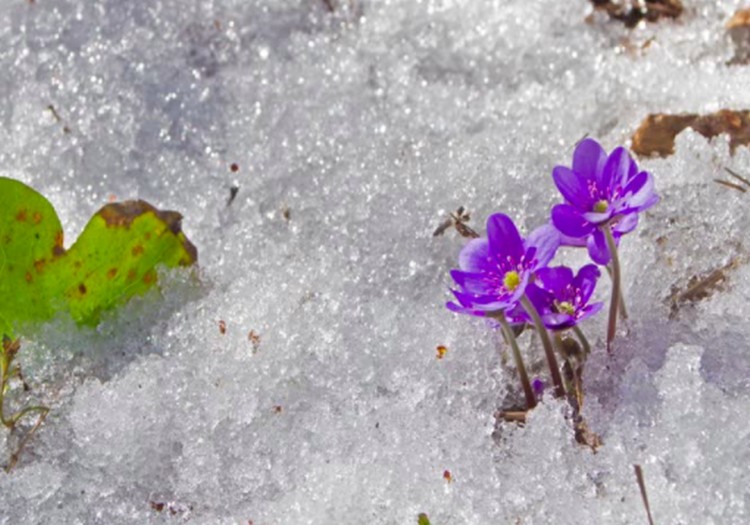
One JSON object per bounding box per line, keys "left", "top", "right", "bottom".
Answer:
{"left": 727, "top": 8, "right": 750, "bottom": 65}
{"left": 589, "top": 0, "right": 682, "bottom": 28}
{"left": 632, "top": 110, "right": 750, "bottom": 157}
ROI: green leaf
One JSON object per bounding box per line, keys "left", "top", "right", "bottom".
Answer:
{"left": 417, "top": 513, "right": 432, "bottom": 525}
{"left": 0, "top": 177, "right": 65, "bottom": 332}
{"left": 0, "top": 177, "right": 197, "bottom": 336}
{"left": 55, "top": 200, "right": 197, "bottom": 324}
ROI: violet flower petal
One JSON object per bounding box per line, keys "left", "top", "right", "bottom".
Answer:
{"left": 621, "top": 171, "right": 657, "bottom": 211}
{"left": 559, "top": 231, "right": 587, "bottom": 247}
{"left": 601, "top": 147, "right": 631, "bottom": 190}
{"left": 614, "top": 213, "right": 638, "bottom": 235}
{"left": 574, "top": 264, "right": 601, "bottom": 304}
{"left": 551, "top": 204, "right": 594, "bottom": 238}
{"left": 536, "top": 266, "right": 574, "bottom": 297}
{"left": 450, "top": 289, "right": 509, "bottom": 312}
{"left": 582, "top": 210, "right": 613, "bottom": 224}
{"left": 587, "top": 229, "right": 611, "bottom": 265}
{"left": 449, "top": 270, "right": 497, "bottom": 295}
{"left": 573, "top": 138, "right": 607, "bottom": 182}
{"left": 541, "top": 312, "right": 575, "bottom": 329}
{"left": 524, "top": 282, "right": 553, "bottom": 311}
{"left": 553, "top": 166, "right": 593, "bottom": 209}
{"left": 487, "top": 213, "right": 524, "bottom": 262}
{"left": 525, "top": 224, "right": 561, "bottom": 268}
{"left": 575, "top": 301, "right": 604, "bottom": 323}
{"left": 458, "top": 238, "right": 493, "bottom": 273}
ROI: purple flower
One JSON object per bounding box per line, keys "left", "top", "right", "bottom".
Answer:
{"left": 447, "top": 213, "right": 560, "bottom": 318}
{"left": 550, "top": 138, "right": 659, "bottom": 264}
{"left": 532, "top": 377, "right": 546, "bottom": 396}
{"left": 525, "top": 264, "right": 603, "bottom": 330}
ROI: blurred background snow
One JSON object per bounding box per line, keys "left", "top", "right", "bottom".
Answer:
{"left": 1, "top": 0, "right": 750, "bottom": 523}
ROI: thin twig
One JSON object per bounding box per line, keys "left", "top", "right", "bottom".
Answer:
{"left": 725, "top": 167, "right": 750, "bottom": 187}
{"left": 5, "top": 407, "right": 48, "bottom": 472}
{"left": 498, "top": 410, "right": 527, "bottom": 424}
{"left": 713, "top": 179, "right": 747, "bottom": 193}
{"left": 633, "top": 464, "right": 655, "bottom": 525}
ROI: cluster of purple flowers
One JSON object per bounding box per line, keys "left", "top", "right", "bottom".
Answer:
{"left": 446, "top": 138, "right": 659, "bottom": 407}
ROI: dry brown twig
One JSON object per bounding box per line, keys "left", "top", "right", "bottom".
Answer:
{"left": 714, "top": 167, "right": 750, "bottom": 193}
{"left": 634, "top": 464, "right": 656, "bottom": 525}
{"left": 433, "top": 206, "right": 480, "bottom": 239}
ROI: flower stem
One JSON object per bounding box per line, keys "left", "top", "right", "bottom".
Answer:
{"left": 606, "top": 265, "right": 628, "bottom": 320}
{"left": 602, "top": 225, "right": 621, "bottom": 353}
{"left": 572, "top": 325, "right": 591, "bottom": 357}
{"left": 493, "top": 313, "right": 537, "bottom": 410}
{"left": 520, "top": 295, "right": 565, "bottom": 398}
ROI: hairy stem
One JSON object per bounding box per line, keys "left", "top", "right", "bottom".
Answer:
{"left": 606, "top": 264, "right": 628, "bottom": 320}
{"left": 602, "top": 225, "right": 622, "bottom": 353}
{"left": 572, "top": 325, "right": 591, "bottom": 357}
{"left": 520, "top": 295, "right": 565, "bottom": 398}
{"left": 494, "top": 313, "right": 537, "bottom": 410}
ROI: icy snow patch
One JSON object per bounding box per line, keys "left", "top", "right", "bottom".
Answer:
{"left": 1, "top": 0, "right": 749, "bottom": 523}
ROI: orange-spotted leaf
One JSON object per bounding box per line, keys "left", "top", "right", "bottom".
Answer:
{"left": 54, "top": 200, "right": 197, "bottom": 324}
{"left": 0, "top": 178, "right": 197, "bottom": 336}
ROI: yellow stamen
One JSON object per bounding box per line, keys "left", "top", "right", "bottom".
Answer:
{"left": 556, "top": 301, "right": 575, "bottom": 315}
{"left": 593, "top": 200, "right": 609, "bottom": 213}
{"left": 503, "top": 271, "right": 520, "bottom": 291}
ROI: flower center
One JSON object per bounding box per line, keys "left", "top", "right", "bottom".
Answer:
{"left": 555, "top": 300, "right": 576, "bottom": 315}
{"left": 593, "top": 200, "right": 609, "bottom": 213}
{"left": 503, "top": 271, "right": 521, "bottom": 292}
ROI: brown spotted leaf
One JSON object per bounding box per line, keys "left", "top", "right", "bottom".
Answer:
{"left": 0, "top": 177, "right": 197, "bottom": 336}
{"left": 56, "top": 200, "right": 197, "bottom": 324}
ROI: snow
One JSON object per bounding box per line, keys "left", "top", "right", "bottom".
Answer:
{"left": 2, "top": 0, "right": 750, "bottom": 523}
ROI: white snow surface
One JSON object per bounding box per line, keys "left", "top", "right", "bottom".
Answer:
{"left": 1, "top": 0, "right": 750, "bottom": 523}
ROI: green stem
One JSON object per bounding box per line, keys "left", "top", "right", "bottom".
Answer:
{"left": 520, "top": 295, "right": 565, "bottom": 398}
{"left": 572, "top": 325, "right": 591, "bottom": 357}
{"left": 5, "top": 405, "right": 48, "bottom": 428}
{"left": 606, "top": 265, "right": 628, "bottom": 320}
{"left": 0, "top": 342, "right": 48, "bottom": 429}
{"left": 602, "top": 225, "right": 622, "bottom": 353}
{"left": 493, "top": 313, "right": 537, "bottom": 410}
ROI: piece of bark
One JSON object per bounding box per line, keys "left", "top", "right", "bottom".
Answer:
{"left": 632, "top": 110, "right": 750, "bottom": 157}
